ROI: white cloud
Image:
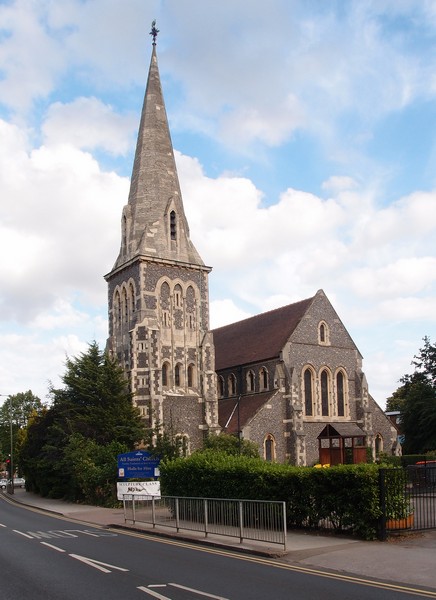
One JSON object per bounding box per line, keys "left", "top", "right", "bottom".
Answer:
{"left": 0, "top": 119, "right": 128, "bottom": 321}
{"left": 42, "top": 98, "right": 137, "bottom": 154}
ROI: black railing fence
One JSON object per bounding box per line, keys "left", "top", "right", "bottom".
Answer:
{"left": 379, "top": 465, "right": 436, "bottom": 540}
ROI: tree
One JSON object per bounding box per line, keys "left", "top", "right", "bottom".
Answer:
{"left": 0, "top": 390, "right": 44, "bottom": 470}
{"left": 388, "top": 337, "right": 436, "bottom": 454}
{"left": 203, "top": 433, "right": 260, "bottom": 458}
{"left": 19, "top": 342, "right": 146, "bottom": 502}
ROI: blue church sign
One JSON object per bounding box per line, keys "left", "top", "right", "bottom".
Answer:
{"left": 117, "top": 450, "right": 160, "bottom": 479}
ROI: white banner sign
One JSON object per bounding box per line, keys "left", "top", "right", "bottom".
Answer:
{"left": 117, "top": 481, "right": 161, "bottom": 500}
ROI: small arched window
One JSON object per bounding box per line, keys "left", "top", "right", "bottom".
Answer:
{"left": 122, "top": 288, "right": 128, "bottom": 322}
{"left": 260, "top": 367, "right": 269, "bottom": 391}
{"left": 264, "top": 434, "right": 276, "bottom": 462}
{"left": 175, "top": 363, "right": 182, "bottom": 387}
{"left": 162, "top": 362, "right": 169, "bottom": 388}
{"left": 218, "top": 376, "right": 225, "bottom": 397}
{"left": 187, "top": 364, "right": 195, "bottom": 388}
{"left": 129, "top": 283, "right": 135, "bottom": 315}
{"left": 114, "top": 291, "right": 121, "bottom": 328}
{"left": 228, "top": 373, "right": 237, "bottom": 396}
{"left": 321, "top": 370, "right": 330, "bottom": 416}
{"left": 375, "top": 434, "right": 383, "bottom": 456}
{"left": 247, "top": 370, "right": 255, "bottom": 392}
{"left": 318, "top": 321, "right": 330, "bottom": 345}
{"left": 303, "top": 368, "right": 313, "bottom": 416}
{"left": 170, "top": 210, "right": 177, "bottom": 241}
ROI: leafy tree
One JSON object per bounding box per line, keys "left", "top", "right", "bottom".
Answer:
{"left": 388, "top": 337, "right": 436, "bottom": 454}
{"left": 203, "top": 433, "right": 260, "bottom": 457}
{"left": 0, "top": 390, "right": 44, "bottom": 470}
{"left": 20, "top": 342, "right": 146, "bottom": 502}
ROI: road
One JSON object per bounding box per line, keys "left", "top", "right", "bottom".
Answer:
{"left": 0, "top": 494, "right": 434, "bottom": 600}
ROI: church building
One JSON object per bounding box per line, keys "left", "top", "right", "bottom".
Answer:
{"left": 105, "top": 30, "right": 398, "bottom": 465}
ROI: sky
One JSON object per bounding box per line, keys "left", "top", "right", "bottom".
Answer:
{"left": 0, "top": 0, "right": 435, "bottom": 409}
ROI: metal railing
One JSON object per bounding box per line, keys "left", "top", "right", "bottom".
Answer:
{"left": 379, "top": 466, "right": 436, "bottom": 539}
{"left": 123, "top": 495, "right": 287, "bottom": 550}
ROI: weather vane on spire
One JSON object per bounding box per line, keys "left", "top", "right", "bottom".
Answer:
{"left": 150, "top": 20, "right": 159, "bottom": 45}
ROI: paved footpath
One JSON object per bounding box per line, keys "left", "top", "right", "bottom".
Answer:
{"left": 4, "top": 488, "right": 436, "bottom": 591}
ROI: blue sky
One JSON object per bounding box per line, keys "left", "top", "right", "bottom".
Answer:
{"left": 0, "top": 0, "right": 435, "bottom": 409}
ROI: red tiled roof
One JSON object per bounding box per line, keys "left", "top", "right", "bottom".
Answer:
{"left": 212, "top": 296, "right": 314, "bottom": 370}
{"left": 218, "top": 391, "right": 277, "bottom": 433}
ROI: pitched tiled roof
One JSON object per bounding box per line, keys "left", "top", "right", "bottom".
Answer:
{"left": 218, "top": 391, "right": 277, "bottom": 433}
{"left": 212, "top": 296, "right": 315, "bottom": 370}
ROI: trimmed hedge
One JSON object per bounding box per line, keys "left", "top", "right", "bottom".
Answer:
{"left": 160, "top": 451, "right": 381, "bottom": 539}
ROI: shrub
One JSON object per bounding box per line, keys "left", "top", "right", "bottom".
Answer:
{"left": 160, "top": 453, "right": 381, "bottom": 539}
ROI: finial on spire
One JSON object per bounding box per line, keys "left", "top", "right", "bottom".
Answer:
{"left": 150, "top": 20, "right": 159, "bottom": 45}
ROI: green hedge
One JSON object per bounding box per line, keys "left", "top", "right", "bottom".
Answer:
{"left": 160, "top": 451, "right": 381, "bottom": 539}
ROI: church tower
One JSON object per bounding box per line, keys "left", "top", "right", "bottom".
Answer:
{"left": 105, "top": 25, "right": 219, "bottom": 452}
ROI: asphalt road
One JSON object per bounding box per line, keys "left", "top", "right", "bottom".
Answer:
{"left": 0, "top": 495, "right": 433, "bottom": 600}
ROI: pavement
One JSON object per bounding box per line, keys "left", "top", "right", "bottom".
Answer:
{"left": 3, "top": 487, "right": 436, "bottom": 592}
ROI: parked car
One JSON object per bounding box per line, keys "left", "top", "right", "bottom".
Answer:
{"left": 0, "top": 479, "right": 7, "bottom": 489}
{"left": 13, "top": 477, "right": 25, "bottom": 488}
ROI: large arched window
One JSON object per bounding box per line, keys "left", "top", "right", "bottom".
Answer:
{"left": 320, "top": 370, "right": 330, "bottom": 416}
{"left": 303, "top": 368, "right": 314, "bottom": 416}
{"left": 337, "top": 371, "right": 345, "bottom": 417}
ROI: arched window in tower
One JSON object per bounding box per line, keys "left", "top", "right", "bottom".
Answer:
{"left": 228, "top": 373, "right": 237, "bottom": 396}
{"left": 264, "top": 434, "right": 276, "bottom": 462}
{"left": 162, "top": 362, "right": 170, "bottom": 388}
{"left": 174, "top": 363, "right": 183, "bottom": 387}
{"left": 321, "top": 370, "right": 330, "bottom": 416}
{"left": 160, "top": 281, "right": 171, "bottom": 328}
{"left": 174, "top": 284, "right": 182, "bottom": 308}
{"left": 260, "top": 367, "right": 269, "bottom": 391}
{"left": 218, "top": 375, "right": 224, "bottom": 398}
{"left": 337, "top": 371, "right": 345, "bottom": 417}
{"left": 122, "top": 288, "right": 128, "bottom": 323}
{"left": 170, "top": 210, "right": 177, "bottom": 241}
{"left": 129, "top": 283, "right": 135, "bottom": 316}
{"left": 113, "top": 291, "right": 121, "bottom": 329}
{"left": 303, "top": 368, "right": 314, "bottom": 416}
{"left": 246, "top": 370, "right": 255, "bottom": 392}
{"left": 187, "top": 363, "right": 196, "bottom": 388}
{"left": 186, "top": 286, "right": 196, "bottom": 330}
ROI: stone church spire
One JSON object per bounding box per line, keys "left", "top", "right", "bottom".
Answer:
{"left": 105, "top": 26, "right": 219, "bottom": 451}
{"left": 113, "top": 30, "right": 203, "bottom": 270}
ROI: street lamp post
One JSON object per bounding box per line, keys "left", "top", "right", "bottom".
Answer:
{"left": 0, "top": 394, "right": 14, "bottom": 494}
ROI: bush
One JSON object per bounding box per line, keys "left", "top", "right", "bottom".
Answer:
{"left": 160, "top": 452, "right": 382, "bottom": 539}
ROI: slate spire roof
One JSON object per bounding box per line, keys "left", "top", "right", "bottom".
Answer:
{"left": 112, "top": 39, "right": 204, "bottom": 271}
